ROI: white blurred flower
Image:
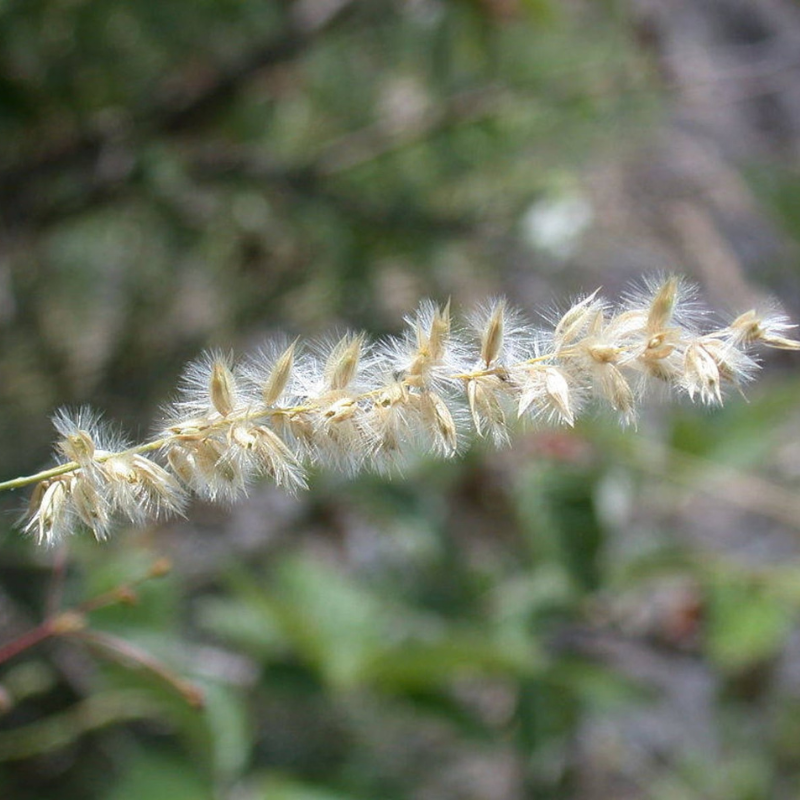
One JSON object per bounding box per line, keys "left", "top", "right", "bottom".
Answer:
{"left": 521, "top": 192, "right": 594, "bottom": 260}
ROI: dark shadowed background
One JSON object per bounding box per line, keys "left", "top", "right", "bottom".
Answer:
{"left": 2, "top": 1, "right": 800, "bottom": 798}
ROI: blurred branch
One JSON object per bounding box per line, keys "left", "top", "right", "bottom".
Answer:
{"left": 316, "top": 84, "right": 509, "bottom": 176}
{"left": 0, "top": 557, "right": 172, "bottom": 668}
{"left": 76, "top": 629, "right": 204, "bottom": 708}
{"left": 0, "top": 690, "right": 162, "bottom": 761}
{"left": 182, "top": 84, "right": 515, "bottom": 234}
{"left": 628, "top": 436, "right": 800, "bottom": 531}
{"left": 0, "top": 0, "right": 358, "bottom": 229}
{"left": 0, "top": 611, "right": 85, "bottom": 668}
{"left": 186, "top": 145, "right": 475, "bottom": 235}
{"left": 0, "top": 8, "right": 516, "bottom": 239}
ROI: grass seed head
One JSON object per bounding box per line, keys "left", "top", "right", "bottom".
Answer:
{"left": 15, "top": 274, "right": 800, "bottom": 544}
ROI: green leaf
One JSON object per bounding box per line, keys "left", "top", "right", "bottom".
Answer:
{"left": 248, "top": 773, "right": 361, "bottom": 800}
{"left": 514, "top": 462, "right": 603, "bottom": 595}
{"left": 79, "top": 545, "right": 180, "bottom": 632}
{"left": 706, "top": 576, "right": 793, "bottom": 671}
{"left": 195, "top": 595, "right": 288, "bottom": 659}
{"left": 199, "top": 681, "right": 252, "bottom": 784}
{"left": 104, "top": 751, "right": 214, "bottom": 800}
{"left": 520, "top": 0, "right": 558, "bottom": 24}
{"left": 238, "top": 556, "right": 388, "bottom": 689}
{"left": 549, "top": 661, "right": 652, "bottom": 711}
{"left": 670, "top": 378, "right": 800, "bottom": 467}
{"left": 366, "top": 628, "right": 543, "bottom": 691}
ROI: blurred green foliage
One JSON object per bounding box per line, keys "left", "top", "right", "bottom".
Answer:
{"left": 2, "top": 1, "right": 800, "bottom": 799}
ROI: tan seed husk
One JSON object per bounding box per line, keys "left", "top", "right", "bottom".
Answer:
{"left": 327, "top": 335, "right": 363, "bottom": 391}
{"left": 427, "top": 302, "right": 451, "bottom": 363}
{"left": 263, "top": 340, "right": 297, "bottom": 405}
{"left": 646, "top": 276, "right": 678, "bottom": 334}
{"left": 427, "top": 392, "right": 457, "bottom": 453}
{"left": 481, "top": 301, "right": 505, "bottom": 367}
{"left": 554, "top": 290, "right": 599, "bottom": 348}
{"left": 210, "top": 358, "right": 236, "bottom": 417}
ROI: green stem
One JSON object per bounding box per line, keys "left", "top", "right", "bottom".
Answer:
{"left": 0, "top": 437, "right": 170, "bottom": 492}
{"left": 0, "top": 462, "right": 79, "bottom": 492}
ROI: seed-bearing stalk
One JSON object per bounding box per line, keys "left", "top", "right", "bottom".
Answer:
{"left": 4, "top": 275, "right": 798, "bottom": 545}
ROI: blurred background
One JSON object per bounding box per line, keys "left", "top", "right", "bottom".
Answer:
{"left": 2, "top": 0, "right": 800, "bottom": 798}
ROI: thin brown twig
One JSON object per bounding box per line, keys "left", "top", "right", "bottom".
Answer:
{"left": 625, "top": 437, "right": 800, "bottom": 531}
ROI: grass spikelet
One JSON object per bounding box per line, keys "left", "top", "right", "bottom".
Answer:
{"left": 325, "top": 334, "right": 364, "bottom": 391}
{"left": 698, "top": 336, "right": 758, "bottom": 391}
{"left": 402, "top": 300, "right": 464, "bottom": 390}
{"left": 646, "top": 275, "right": 679, "bottom": 334}
{"left": 599, "top": 364, "right": 635, "bottom": 423}
{"left": 553, "top": 290, "right": 601, "bottom": 350}
{"left": 683, "top": 341, "right": 722, "bottom": 404}
{"left": 728, "top": 309, "right": 800, "bottom": 351}
{"left": 185, "top": 436, "right": 248, "bottom": 502}
{"left": 363, "top": 381, "right": 409, "bottom": 467}
{"left": 261, "top": 340, "right": 297, "bottom": 405}
{"left": 70, "top": 477, "right": 111, "bottom": 539}
{"left": 52, "top": 408, "right": 120, "bottom": 470}
{"left": 427, "top": 300, "right": 451, "bottom": 364}
{"left": 129, "top": 456, "right": 187, "bottom": 518}
{"left": 421, "top": 392, "right": 458, "bottom": 455}
{"left": 24, "top": 478, "right": 73, "bottom": 546}
{"left": 467, "top": 377, "right": 508, "bottom": 443}
{"left": 517, "top": 365, "right": 576, "bottom": 427}
{"left": 171, "top": 351, "right": 241, "bottom": 423}
{"left": 209, "top": 357, "right": 237, "bottom": 417}
{"left": 480, "top": 299, "right": 506, "bottom": 368}
{"left": 543, "top": 366, "right": 575, "bottom": 426}
{"left": 248, "top": 425, "right": 306, "bottom": 492}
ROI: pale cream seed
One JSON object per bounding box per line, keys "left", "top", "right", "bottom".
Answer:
{"left": 544, "top": 367, "right": 574, "bottom": 426}
{"left": 59, "top": 429, "right": 96, "bottom": 463}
